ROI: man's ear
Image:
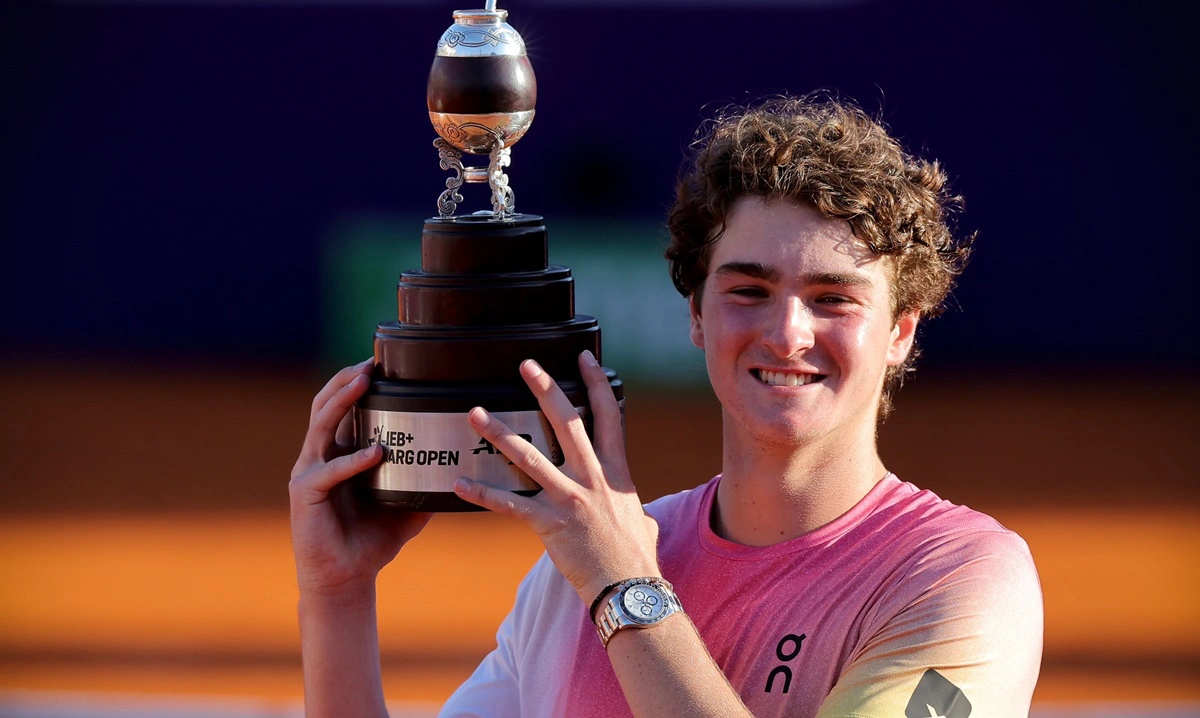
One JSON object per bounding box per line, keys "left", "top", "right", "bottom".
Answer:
{"left": 689, "top": 294, "right": 704, "bottom": 350}
{"left": 886, "top": 311, "right": 919, "bottom": 366}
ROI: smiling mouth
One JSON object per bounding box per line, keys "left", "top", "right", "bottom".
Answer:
{"left": 753, "top": 369, "right": 825, "bottom": 387}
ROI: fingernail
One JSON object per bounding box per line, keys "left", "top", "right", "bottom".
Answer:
{"left": 453, "top": 478, "right": 470, "bottom": 493}
{"left": 360, "top": 444, "right": 378, "bottom": 456}
{"left": 522, "top": 359, "right": 543, "bottom": 378}
{"left": 468, "top": 407, "right": 488, "bottom": 425}
{"left": 580, "top": 350, "right": 598, "bottom": 367}
{"left": 357, "top": 357, "right": 374, "bottom": 367}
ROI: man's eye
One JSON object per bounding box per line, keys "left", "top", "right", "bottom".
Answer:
{"left": 817, "top": 295, "right": 852, "bottom": 305}
{"left": 729, "top": 287, "right": 767, "bottom": 298}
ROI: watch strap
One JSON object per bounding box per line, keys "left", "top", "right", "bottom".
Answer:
{"left": 589, "top": 579, "right": 627, "bottom": 623}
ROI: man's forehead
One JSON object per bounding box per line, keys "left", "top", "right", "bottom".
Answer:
{"left": 716, "top": 198, "right": 879, "bottom": 260}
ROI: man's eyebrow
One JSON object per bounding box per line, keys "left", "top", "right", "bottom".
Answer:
{"left": 801, "top": 271, "right": 875, "bottom": 289}
{"left": 712, "top": 263, "right": 874, "bottom": 290}
{"left": 712, "top": 261, "right": 781, "bottom": 283}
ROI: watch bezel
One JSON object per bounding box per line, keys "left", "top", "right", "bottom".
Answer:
{"left": 617, "top": 581, "right": 669, "bottom": 625}
{"left": 595, "top": 577, "right": 683, "bottom": 649}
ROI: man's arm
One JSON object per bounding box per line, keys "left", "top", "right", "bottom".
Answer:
{"left": 298, "top": 583, "right": 389, "bottom": 718}
{"left": 290, "top": 360, "right": 432, "bottom": 718}
{"left": 603, "top": 611, "right": 751, "bottom": 716}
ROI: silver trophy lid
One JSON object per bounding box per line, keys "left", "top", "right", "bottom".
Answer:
{"left": 436, "top": 4, "right": 527, "bottom": 58}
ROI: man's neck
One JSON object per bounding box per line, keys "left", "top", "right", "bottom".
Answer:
{"left": 712, "top": 416, "right": 887, "bottom": 547}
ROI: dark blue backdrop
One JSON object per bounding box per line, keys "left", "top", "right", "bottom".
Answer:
{"left": 3, "top": 0, "right": 1196, "bottom": 371}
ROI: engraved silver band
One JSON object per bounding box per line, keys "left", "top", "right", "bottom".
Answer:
{"left": 355, "top": 407, "right": 581, "bottom": 493}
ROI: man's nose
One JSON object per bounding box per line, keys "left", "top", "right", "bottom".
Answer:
{"left": 761, "top": 297, "right": 814, "bottom": 357}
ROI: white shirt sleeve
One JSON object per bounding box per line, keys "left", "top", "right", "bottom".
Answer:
{"left": 439, "top": 553, "right": 578, "bottom": 718}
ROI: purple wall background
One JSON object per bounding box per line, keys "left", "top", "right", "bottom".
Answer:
{"left": 3, "top": 0, "right": 1196, "bottom": 372}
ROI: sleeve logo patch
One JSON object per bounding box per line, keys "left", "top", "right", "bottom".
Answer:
{"left": 904, "top": 669, "right": 972, "bottom": 718}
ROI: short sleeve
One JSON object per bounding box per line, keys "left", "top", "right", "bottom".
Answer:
{"left": 438, "top": 590, "right": 523, "bottom": 717}
{"left": 815, "top": 530, "right": 1043, "bottom": 718}
{"left": 439, "top": 553, "right": 559, "bottom": 718}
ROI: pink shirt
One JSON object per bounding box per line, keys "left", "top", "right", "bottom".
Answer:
{"left": 441, "top": 474, "right": 1043, "bottom": 717}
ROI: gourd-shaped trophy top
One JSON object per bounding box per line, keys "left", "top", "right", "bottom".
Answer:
{"left": 428, "top": 2, "right": 537, "bottom": 219}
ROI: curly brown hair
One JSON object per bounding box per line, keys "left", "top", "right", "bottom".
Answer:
{"left": 666, "top": 94, "right": 974, "bottom": 420}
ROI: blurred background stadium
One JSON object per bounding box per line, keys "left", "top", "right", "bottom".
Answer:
{"left": 1, "top": 0, "right": 1196, "bottom": 715}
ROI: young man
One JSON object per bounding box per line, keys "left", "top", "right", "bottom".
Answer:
{"left": 290, "top": 96, "right": 1043, "bottom": 717}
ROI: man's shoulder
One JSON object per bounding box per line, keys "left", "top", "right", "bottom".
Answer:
{"left": 871, "top": 476, "right": 1038, "bottom": 586}
{"left": 877, "top": 475, "right": 1022, "bottom": 539}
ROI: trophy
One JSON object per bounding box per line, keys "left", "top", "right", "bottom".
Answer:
{"left": 353, "top": 1, "right": 623, "bottom": 511}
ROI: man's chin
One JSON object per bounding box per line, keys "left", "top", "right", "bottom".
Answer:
{"left": 738, "top": 414, "right": 829, "bottom": 448}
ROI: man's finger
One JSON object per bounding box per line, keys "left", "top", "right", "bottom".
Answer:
{"left": 453, "top": 477, "right": 542, "bottom": 523}
{"left": 578, "top": 350, "right": 626, "bottom": 464}
{"left": 302, "top": 373, "right": 371, "bottom": 462}
{"left": 290, "top": 443, "right": 382, "bottom": 504}
{"left": 335, "top": 408, "right": 356, "bottom": 449}
{"left": 518, "top": 359, "right": 593, "bottom": 470}
{"left": 467, "top": 406, "right": 578, "bottom": 500}
{"left": 308, "top": 358, "right": 373, "bottom": 427}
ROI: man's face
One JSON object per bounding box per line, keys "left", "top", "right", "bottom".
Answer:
{"left": 689, "top": 197, "right": 918, "bottom": 448}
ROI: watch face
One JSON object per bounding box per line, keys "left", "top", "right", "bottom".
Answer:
{"left": 620, "top": 583, "right": 667, "bottom": 624}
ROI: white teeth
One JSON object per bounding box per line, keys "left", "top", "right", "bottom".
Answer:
{"left": 757, "top": 370, "right": 815, "bottom": 387}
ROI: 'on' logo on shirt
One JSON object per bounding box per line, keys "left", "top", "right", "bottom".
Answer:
{"left": 764, "top": 633, "right": 806, "bottom": 694}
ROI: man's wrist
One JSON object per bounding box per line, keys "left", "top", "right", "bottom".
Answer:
{"left": 593, "top": 577, "right": 683, "bottom": 649}
{"left": 586, "top": 571, "right": 664, "bottom": 621}
{"left": 298, "top": 575, "right": 378, "bottom": 611}
{"left": 589, "top": 580, "right": 626, "bottom": 622}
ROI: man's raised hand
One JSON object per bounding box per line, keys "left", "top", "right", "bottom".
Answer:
{"left": 290, "top": 359, "right": 432, "bottom": 598}
{"left": 453, "top": 350, "right": 660, "bottom": 607}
